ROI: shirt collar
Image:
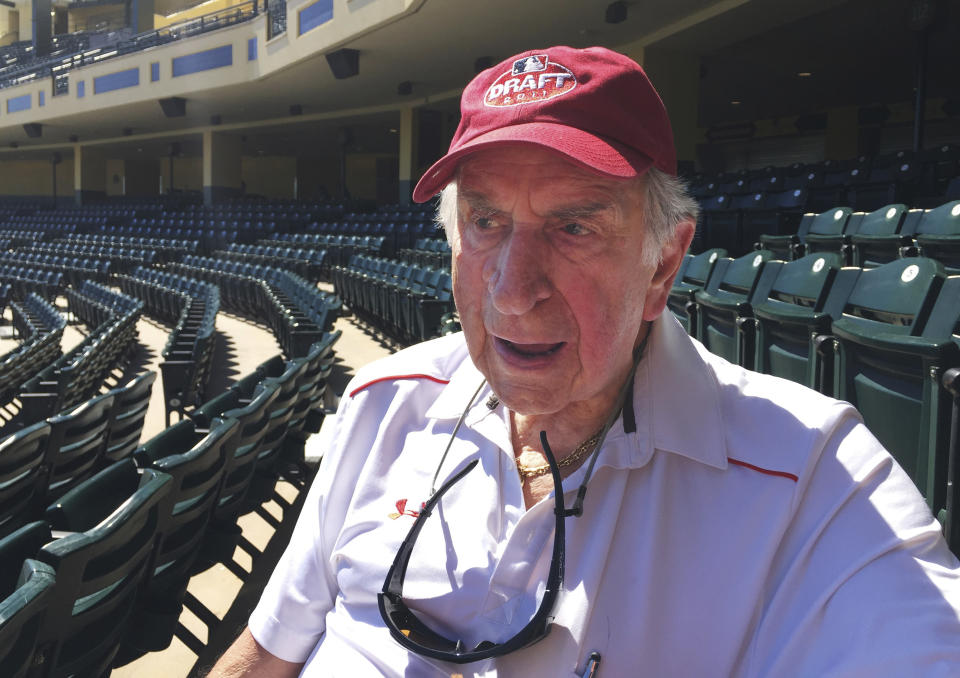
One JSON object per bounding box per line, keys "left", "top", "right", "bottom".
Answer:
{"left": 424, "top": 314, "right": 729, "bottom": 472}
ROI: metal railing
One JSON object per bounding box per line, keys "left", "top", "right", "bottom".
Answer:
{"left": 267, "top": 0, "right": 287, "bottom": 40}
{"left": 1, "top": 0, "right": 265, "bottom": 92}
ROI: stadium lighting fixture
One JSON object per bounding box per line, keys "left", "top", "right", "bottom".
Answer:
{"left": 797, "top": 72, "right": 812, "bottom": 77}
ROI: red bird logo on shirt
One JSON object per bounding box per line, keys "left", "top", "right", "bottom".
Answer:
{"left": 388, "top": 498, "right": 423, "bottom": 520}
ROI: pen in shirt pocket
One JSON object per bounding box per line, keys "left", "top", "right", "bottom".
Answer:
{"left": 579, "top": 651, "right": 601, "bottom": 677}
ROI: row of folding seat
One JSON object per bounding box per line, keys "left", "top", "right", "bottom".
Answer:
{"left": 333, "top": 254, "right": 454, "bottom": 345}
{"left": 217, "top": 243, "right": 327, "bottom": 278}
{"left": 0, "top": 370, "right": 156, "bottom": 537}
{"left": 19, "top": 289, "right": 144, "bottom": 422}
{"left": 55, "top": 234, "right": 199, "bottom": 263}
{"left": 1, "top": 295, "right": 65, "bottom": 406}
{"left": 757, "top": 200, "right": 960, "bottom": 273}
{"left": 691, "top": 146, "right": 960, "bottom": 205}
{"left": 0, "top": 267, "right": 64, "bottom": 301}
{"left": 0, "top": 250, "right": 111, "bottom": 286}
{"left": 118, "top": 268, "right": 221, "bottom": 423}
{"left": 397, "top": 237, "right": 451, "bottom": 269}
{"left": 0, "top": 327, "right": 342, "bottom": 675}
{"left": 167, "top": 261, "right": 332, "bottom": 358}
{"left": 669, "top": 250, "right": 960, "bottom": 554}
{"left": 22, "top": 242, "right": 157, "bottom": 271}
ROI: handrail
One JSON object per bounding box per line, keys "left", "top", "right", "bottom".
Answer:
{"left": 0, "top": 0, "right": 264, "bottom": 91}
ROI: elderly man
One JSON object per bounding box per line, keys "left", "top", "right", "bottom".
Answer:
{"left": 211, "top": 46, "right": 960, "bottom": 677}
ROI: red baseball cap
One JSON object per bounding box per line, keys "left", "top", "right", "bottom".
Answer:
{"left": 412, "top": 45, "right": 676, "bottom": 203}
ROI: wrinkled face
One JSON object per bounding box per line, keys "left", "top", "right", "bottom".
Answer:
{"left": 451, "top": 146, "right": 683, "bottom": 418}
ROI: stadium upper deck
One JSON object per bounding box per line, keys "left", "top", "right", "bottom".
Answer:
{"left": 0, "top": 0, "right": 956, "bottom": 209}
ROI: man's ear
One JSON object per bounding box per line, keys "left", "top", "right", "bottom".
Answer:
{"left": 642, "top": 219, "right": 695, "bottom": 322}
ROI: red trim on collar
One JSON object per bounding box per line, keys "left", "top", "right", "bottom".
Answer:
{"left": 727, "top": 457, "right": 799, "bottom": 483}
{"left": 349, "top": 374, "right": 450, "bottom": 398}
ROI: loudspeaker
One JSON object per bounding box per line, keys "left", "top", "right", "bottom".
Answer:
{"left": 289, "top": 104, "right": 303, "bottom": 116}
{"left": 605, "top": 1, "right": 627, "bottom": 24}
{"left": 326, "top": 48, "right": 360, "bottom": 80}
{"left": 169, "top": 142, "right": 181, "bottom": 157}
{"left": 474, "top": 56, "right": 494, "bottom": 73}
{"left": 23, "top": 123, "right": 42, "bottom": 138}
{"left": 210, "top": 114, "right": 222, "bottom": 126}
{"left": 159, "top": 96, "right": 187, "bottom": 118}
{"left": 51, "top": 152, "right": 62, "bottom": 165}
{"left": 397, "top": 81, "right": 413, "bottom": 96}
{"left": 68, "top": 134, "right": 78, "bottom": 142}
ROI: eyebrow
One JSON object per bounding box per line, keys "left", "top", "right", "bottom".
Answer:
{"left": 459, "top": 191, "right": 613, "bottom": 220}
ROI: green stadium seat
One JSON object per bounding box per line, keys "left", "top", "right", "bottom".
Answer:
{"left": 124, "top": 417, "right": 239, "bottom": 653}
{"left": 0, "top": 421, "right": 51, "bottom": 538}
{"left": 850, "top": 206, "right": 924, "bottom": 268}
{"left": 43, "top": 392, "right": 116, "bottom": 503}
{"left": 828, "top": 260, "right": 959, "bottom": 527}
{"left": 914, "top": 200, "right": 960, "bottom": 274}
{"left": 101, "top": 370, "right": 157, "bottom": 465}
{"left": 0, "top": 521, "right": 56, "bottom": 678}
{"left": 693, "top": 250, "right": 775, "bottom": 366}
{"left": 38, "top": 460, "right": 171, "bottom": 677}
{"left": 667, "top": 248, "right": 726, "bottom": 335}
{"left": 751, "top": 252, "right": 850, "bottom": 391}
{"left": 759, "top": 207, "right": 852, "bottom": 260}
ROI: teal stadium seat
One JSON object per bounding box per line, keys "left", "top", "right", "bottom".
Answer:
{"left": 667, "top": 248, "right": 726, "bottom": 335}
{"left": 693, "top": 250, "right": 774, "bottom": 366}
{"left": 751, "top": 252, "right": 850, "bottom": 391}
{"left": 807, "top": 203, "right": 908, "bottom": 266}
{"left": 828, "top": 259, "right": 960, "bottom": 530}
{"left": 0, "top": 521, "right": 56, "bottom": 678}
{"left": 37, "top": 460, "right": 172, "bottom": 677}
{"left": 759, "top": 207, "right": 852, "bottom": 260}
{"left": 0, "top": 421, "right": 51, "bottom": 538}
{"left": 914, "top": 200, "right": 960, "bottom": 274}
{"left": 851, "top": 206, "right": 923, "bottom": 268}
{"left": 124, "top": 417, "right": 239, "bottom": 653}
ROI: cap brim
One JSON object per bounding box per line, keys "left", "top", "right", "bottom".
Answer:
{"left": 412, "top": 121, "right": 655, "bottom": 203}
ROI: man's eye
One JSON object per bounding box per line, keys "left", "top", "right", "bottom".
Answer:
{"left": 472, "top": 215, "right": 496, "bottom": 229}
{"left": 562, "top": 222, "right": 590, "bottom": 236}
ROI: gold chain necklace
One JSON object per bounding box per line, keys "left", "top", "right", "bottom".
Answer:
{"left": 516, "top": 427, "right": 604, "bottom": 485}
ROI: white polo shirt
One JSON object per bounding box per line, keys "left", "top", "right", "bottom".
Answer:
{"left": 249, "top": 313, "right": 960, "bottom": 677}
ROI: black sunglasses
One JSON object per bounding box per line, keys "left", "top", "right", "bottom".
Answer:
{"left": 378, "top": 430, "right": 583, "bottom": 664}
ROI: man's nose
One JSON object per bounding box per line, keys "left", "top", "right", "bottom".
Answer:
{"left": 485, "top": 231, "right": 552, "bottom": 315}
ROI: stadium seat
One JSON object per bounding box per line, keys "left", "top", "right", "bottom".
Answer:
{"left": 0, "top": 521, "right": 56, "bottom": 678}
{"left": 751, "top": 252, "right": 850, "bottom": 390}
{"left": 37, "top": 460, "right": 172, "bottom": 677}
{"left": 667, "top": 248, "right": 726, "bottom": 335}
{"left": 828, "top": 259, "right": 959, "bottom": 524}
{"left": 760, "top": 207, "right": 852, "bottom": 261}
{"left": 851, "top": 207, "right": 925, "bottom": 268}
{"left": 124, "top": 417, "right": 239, "bottom": 652}
{"left": 0, "top": 421, "right": 51, "bottom": 538}
{"left": 102, "top": 370, "right": 157, "bottom": 465}
{"left": 913, "top": 200, "right": 960, "bottom": 274}
{"left": 693, "top": 250, "right": 774, "bottom": 366}
{"left": 808, "top": 203, "right": 907, "bottom": 266}
{"left": 43, "top": 393, "right": 116, "bottom": 502}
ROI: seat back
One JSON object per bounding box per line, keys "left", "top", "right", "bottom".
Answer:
{"left": 830, "top": 258, "right": 951, "bottom": 511}
{"left": 0, "top": 521, "right": 55, "bottom": 678}
{"left": 667, "top": 248, "right": 726, "bottom": 333}
{"left": 0, "top": 422, "right": 51, "bottom": 538}
{"left": 751, "top": 252, "right": 847, "bottom": 388}
{"left": 695, "top": 251, "right": 774, "bottom": 365}
{"left": 915, "top": 201, "right": 960, "bottom": 274}
{"left": 44, "top": 393, "right": 116, "bottom": 502}
{"left": 38, "top": 460, "right": 171, "bottom": 678}
{"left": 103, "top": 370, "right": 157, "bottom": 464}
{"left": 216, "top": 382, "right": 281, "bottom": 520}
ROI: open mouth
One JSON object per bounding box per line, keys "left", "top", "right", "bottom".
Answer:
{"left": 498, "top": 338, "right": 565, "bottom": 357}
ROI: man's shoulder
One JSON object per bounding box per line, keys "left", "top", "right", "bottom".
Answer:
{"left": 697, "top": 343, "right": 858, "bottom": 479}
{"left": 345, "top": 332, "right": 470, "bottom": 401}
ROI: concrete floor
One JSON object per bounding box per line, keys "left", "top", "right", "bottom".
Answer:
{"left": 0, "top": 291, "right": 396, "bottom": 677}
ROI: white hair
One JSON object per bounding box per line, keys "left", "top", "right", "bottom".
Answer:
{"left": 435, "top": 167, "right": 698, "bottom": 268}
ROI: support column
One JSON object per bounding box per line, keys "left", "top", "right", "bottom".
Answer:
{"left": 74, "top": 144, "right": 107, "bottom": 205}
{"left": 642, "top": 48, "right": 700, "bottom": 173}
{"left": 129, "top": 0, "right": 154, "bottom": 34}
{"left": 398, "top": 106, "right": 416, "bottom": 204}
{"left": 18, "top": 2, "right": 31, "bottom": 44}
{"left": 32, "top": 0, "right": 51, "bottom": 57}
{"left": 203, "top": 130, "right": 243, "bottom": 206}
